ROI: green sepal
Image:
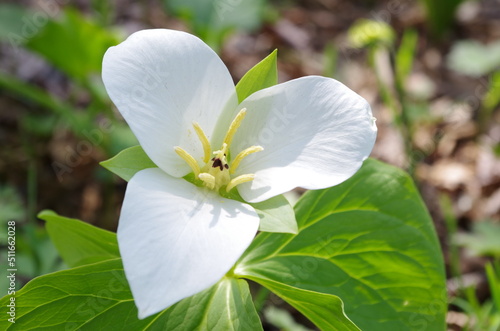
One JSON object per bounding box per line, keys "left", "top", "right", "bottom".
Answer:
{"left": 236, "top": 49, "right": 278, "bottom": 103}
{"left": 100, "top": 145, "right": 157, "bottom": 181}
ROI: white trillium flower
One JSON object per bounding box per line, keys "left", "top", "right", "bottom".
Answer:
{"left": 102, "top": 29, "right": 377, "bottom": 319}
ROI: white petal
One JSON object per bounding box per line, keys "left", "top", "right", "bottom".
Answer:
{"left": 102, "top": 29, "right": 237, "bottom": 178}
{"left": 118, "top": 168, "right": 259, "bottom": 319}
{"left": 231, "top": 76, "right": 377, "bottom": 203}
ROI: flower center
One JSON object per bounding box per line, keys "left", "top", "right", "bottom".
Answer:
{"left": 174, "top": 108, "right": 263, "bottom": 193}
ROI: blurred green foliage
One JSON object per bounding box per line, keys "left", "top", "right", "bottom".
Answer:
{"left": 0, "top": 186, "right": 25, "bottom": 242}
{"left": 0, "top": 4, "right": 31, "bottom": 41}
{"left": 347, "top": 19, "right": 426, "bottom": 174}
{"left": 0, "top": 185, "right": 65, "bottom": 293}
{"left": 0, "top": 5, "right": 138, "bottom": 151}
{"left": 395, "top": 29, "right": 418, "bottom": 86}
{"left": 0, "top": 5, "right": 135, "bottom": 289}
{"left": 482, "top": 71, "right": 500, "bottom": 126}
{"left": 444, "top": 191, "right": 500, "bottom": 330}
{"left": 447, "top": 40, "right": 500, "bottom": 77}
{"left": 420, "top": 0, "right": 463, "bottom": 38}
{"left": 447, "top": 39, "right": 500, "bottom": 133}
{"left": 164, "top": 0, "right": 266, "bottom": 50}
{"left": 454, "top": 221, "right": 500, "bottom": 258}
{"left": 25, "top": 9, "right": 119, "bottom": 83}
{"left": 264, "top": 306, "right": 313, "bottom": 331}
{"left": 452, "top": 262, "right": 500, "bottom": 331}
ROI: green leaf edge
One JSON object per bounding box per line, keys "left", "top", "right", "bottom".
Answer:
{"left": 99, "top": 145, "right": 157, "bottom": 181}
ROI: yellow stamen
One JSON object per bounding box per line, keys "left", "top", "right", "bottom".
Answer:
{"left": 226, "top": 174, "right": 255, "bottom": 192}
{"left": 193, "top": 122, "right": 211, "bottom": 163}
{"left": 223, "top": 108, "right": 247, "bottom": 148}
{"left": 230, "top": 146, "right": 263, "bottom": 174}
{"left": 175, "top": 108, "right": 261, "bottom": 193}
{"left": 174, "top": 146, "right": 200, "bottom": 177}
{"left": 199, "top": 173, "right": 215, "bottom": 190}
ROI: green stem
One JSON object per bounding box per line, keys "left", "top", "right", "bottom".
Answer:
{"left": 393, "top": 53, "right": 416, "bottom": 176}
{"left": 479, "top": 71, "right": 500, "bottom": 134}
{"left": 440, "top": 193, "right": 462, "bottom": 289}
{"left": 368, "top": 47, "right": 414, "bottom": 174}
{"left": 323, "top": 43, "right": 338, "bottom": 79}
{"left": 80, "top": 76, "right": 113, "bottom": 117}
{"left": 368, "top": 47, "right": 399, "bottom": 120}
{"left": 485, "top": 262, "right": 500, "bottom": 313}
{"left": 21, "top": 130, "right": 42, "bottom": 275}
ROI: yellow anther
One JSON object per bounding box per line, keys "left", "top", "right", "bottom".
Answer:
{"left": 193, "top": 122, "right": 211, "bottom": 163}
{"left": 223, "top": 108, "right": 247, "bottom": 148}
{"left": 199, "top": 173, "right": 216, "bottom": 190}
{"left": 230, "top": 146, "right": 263, "bottom": 174}
{"left": 174, "top": 146, "right": 200, "bottom": 177}
{"left": 226, "top": 174, "right": 255, "bottom": 192}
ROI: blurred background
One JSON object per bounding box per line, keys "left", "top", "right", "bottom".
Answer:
{"left": 0, "top": 0, "right": 499, "bottom": 330}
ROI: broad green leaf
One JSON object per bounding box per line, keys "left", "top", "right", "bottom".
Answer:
{"left": 236, "top": 158, "right": 447, "bottom": 330}
{"left": 100, "top": 145, "right": 157, "bottom": 181}
{"left": 38, "top": 210, "right": 119, "bottom": 267}
{"left": 252, "top": 194, "right": 297, "bottom": 234}
{"left": 26, "top": 9, "right": 119, "bottom": 81}
{"left": 160, "top": 276, "right": 263, "bottom": 330}
{"left": 246, "top": 276, "right": 360, "bottom": 331}
{"left": 236, "top": 49, "right": 278, "bottom": 103}
{"left": 0, "top": 259, "right": 262, "bottom": 330}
